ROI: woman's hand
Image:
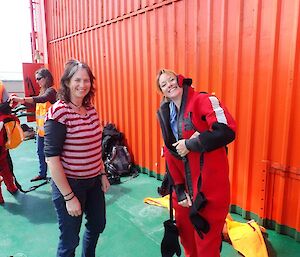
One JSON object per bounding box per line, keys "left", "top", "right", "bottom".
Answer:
{"left": 101, "top": 174, "right": 110, "bottom": 193}
{"left": 10, "top": 95, "right": 21, "bottom": 102}
{"left": 10, "top": 95, "right": 25, "bottom": 105}
{"left": 47, "top": 156, "right": 82, "bottom": 216}
{"left": 172, "top": 132, "right": 200, "bottom": 157}
{"left": 178, "top": 192, "right": 192, "bottom": 207}
{"left": 173, "top": 139, "right": 190, "bottom": 157}
{"left": 66, "top": 196, "right": 82, "bottom": 217}
{"left": 190, "top": 131, "right": 200, "bottom": 139}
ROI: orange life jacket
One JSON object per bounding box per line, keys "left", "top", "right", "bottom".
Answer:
{"left": 35, "top": 101, "right": 52, "bottom": 137}
{"left": 0, "top": 114, "right": 24, "bottom": 149}
{"left": 0, "top": 83, "right": 4, "bottom": 103}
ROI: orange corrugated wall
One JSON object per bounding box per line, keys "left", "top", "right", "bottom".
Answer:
{"left": 37, "top": 0, "right": 300, "bottom": 240}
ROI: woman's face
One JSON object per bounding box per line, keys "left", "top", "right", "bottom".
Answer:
{"left": 158, "top": 73, "right": 183, "bottom": 100}
{"left": 68, "top": 68, "right": 91, "bottom": 101}
{"left": 35, "top": 74, "right": 46, "bottom": 88}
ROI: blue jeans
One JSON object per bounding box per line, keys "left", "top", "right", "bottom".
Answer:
{"left": 51, "top": 176, "right": 106, "bottom": 257}
{"left": 37, "top": 135, "right": 47, "bottom": 177}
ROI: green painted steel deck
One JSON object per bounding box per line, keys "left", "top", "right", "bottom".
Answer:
{"left": 1, "top": 121, "right": 300, "bottom": 257}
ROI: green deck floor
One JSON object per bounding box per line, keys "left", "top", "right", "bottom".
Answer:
{"left": 1, "top": 121, "right": 300, "bottom": 257}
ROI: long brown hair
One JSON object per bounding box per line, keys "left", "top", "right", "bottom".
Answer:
{"left": 35, "top": 68, "right": 54, "bottom": 95}
{"left": 58, "top": 59, "right": 95, "bottom": 107}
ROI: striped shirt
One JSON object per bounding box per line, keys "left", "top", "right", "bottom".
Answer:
{"left": 46, "top": 100, "right": 104, "bottom": 179}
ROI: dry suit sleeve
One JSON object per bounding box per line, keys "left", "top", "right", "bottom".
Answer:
{"left": 44, "top": 119, "right": 66, "bottom": 157}
{"left": 186, "top": 122, "right": 235, "bottom": 152}
{"left": 185, "top": 95, "right": 236, "bottom": 152}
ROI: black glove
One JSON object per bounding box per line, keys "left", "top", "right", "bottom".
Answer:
{"left": 161, "top": 219, "right": 182, "bottom": 257}
{"left": 189, "top": 205, "right": 210, "bottom": 239}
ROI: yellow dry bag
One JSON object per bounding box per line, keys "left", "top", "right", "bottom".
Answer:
{"left": 225, "top": 218, "right": 269, "bottom": 257}
{"left": 3, "top": 117, "right": 24, "bottom": 149}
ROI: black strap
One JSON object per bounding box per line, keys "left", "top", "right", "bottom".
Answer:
{"left": 182, "top": 157, "right": 194, "bottom": 201}
{"left": 164, "top": 164, "right": 175, "bottom": 221}
{"left": 7, "top": 152, "right": 49, "bottom": 193}
{"left": 197, "top": 153, "right": 204, "bottom": 190}
{"left": 14, "top": 178, "right": 50, "bottom": 193}
{"left": 182, "top": 153, "right": 204, "bottom": 203}
{"left": 169, "top": 185, "right": 174, "bottom": 221}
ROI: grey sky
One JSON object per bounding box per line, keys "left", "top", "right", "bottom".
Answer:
{"left": 0, "top": 1, "right": 32, "bottom": 80}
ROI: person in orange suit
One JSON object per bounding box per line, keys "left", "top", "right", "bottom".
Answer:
{"left": 156, "top": 69, "right": 236, "bottom": 257}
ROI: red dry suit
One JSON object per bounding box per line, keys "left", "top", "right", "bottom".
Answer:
{"left": 0, "top": 112, "right": 18, "bottom": 203}
{"left": 157, "top": 82, "right": 236, "bottom": 257}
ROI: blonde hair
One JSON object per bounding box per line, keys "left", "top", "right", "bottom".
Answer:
{"left": 156, "top": 69, "right": 177, "bottom": 92}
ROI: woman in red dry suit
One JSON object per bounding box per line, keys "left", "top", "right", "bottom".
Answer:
{"left": 157, "top": 69, "right": 236, "bottom": 257}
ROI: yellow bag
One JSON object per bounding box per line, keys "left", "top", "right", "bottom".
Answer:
{"left": 144, "top": 195, "right": 170, "bottom": 210}
{"left": 225, "top": 217, "right": 269, "bottom": 257}
{"left": 144, "top": 194, "right": 176, "bottom": 217}
{"left": 4, "top": 117, "right": 24, "bottom": 149}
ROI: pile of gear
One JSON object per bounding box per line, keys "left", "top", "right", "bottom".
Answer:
{"left": 102, "top": 123, "right": 139, "bottom": 184}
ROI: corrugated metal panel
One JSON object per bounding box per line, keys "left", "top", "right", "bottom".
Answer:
{"left": 40, "top": 0, "right": 300, "bottom": 239}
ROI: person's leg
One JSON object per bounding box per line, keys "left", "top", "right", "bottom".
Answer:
{"left": 1, "top": 155, "right": 17, "bottom": 193}
{"left": 35, "top": 135, "right": 47, "bottom": 179}
{"left": 7, "top": 150, "right": 13, "bottom": 172}
{"left": 173, "top": 197, "right": 198, "bottom": 257}
{"left": 195, "top": 206, "right": 228, "bottom": 257}
{"left": 51, "top": 181, "right": 83, "bottom": 257}
{"left": 82, "top": 177, "right": 106, "bottom": 257}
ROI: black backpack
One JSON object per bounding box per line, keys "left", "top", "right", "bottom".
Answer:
{"left": 102, "top": 123, "right": 124, "bottom": 160}
{"left": 102, "top": 123, "right": 138, "bottom": 184}
{"left": 105, "top": 145, "right": 132, "bottom": 175}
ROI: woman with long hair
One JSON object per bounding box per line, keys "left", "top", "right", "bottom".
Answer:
{"left": 44, "top": 59, "right": 110, "bottom": 257}
{"left": 12, "top": 68, "right": 57, "bottom": 181}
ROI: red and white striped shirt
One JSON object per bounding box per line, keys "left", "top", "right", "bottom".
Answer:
{"left": 46, "top": 100, "right": 104, "bottom": 179}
